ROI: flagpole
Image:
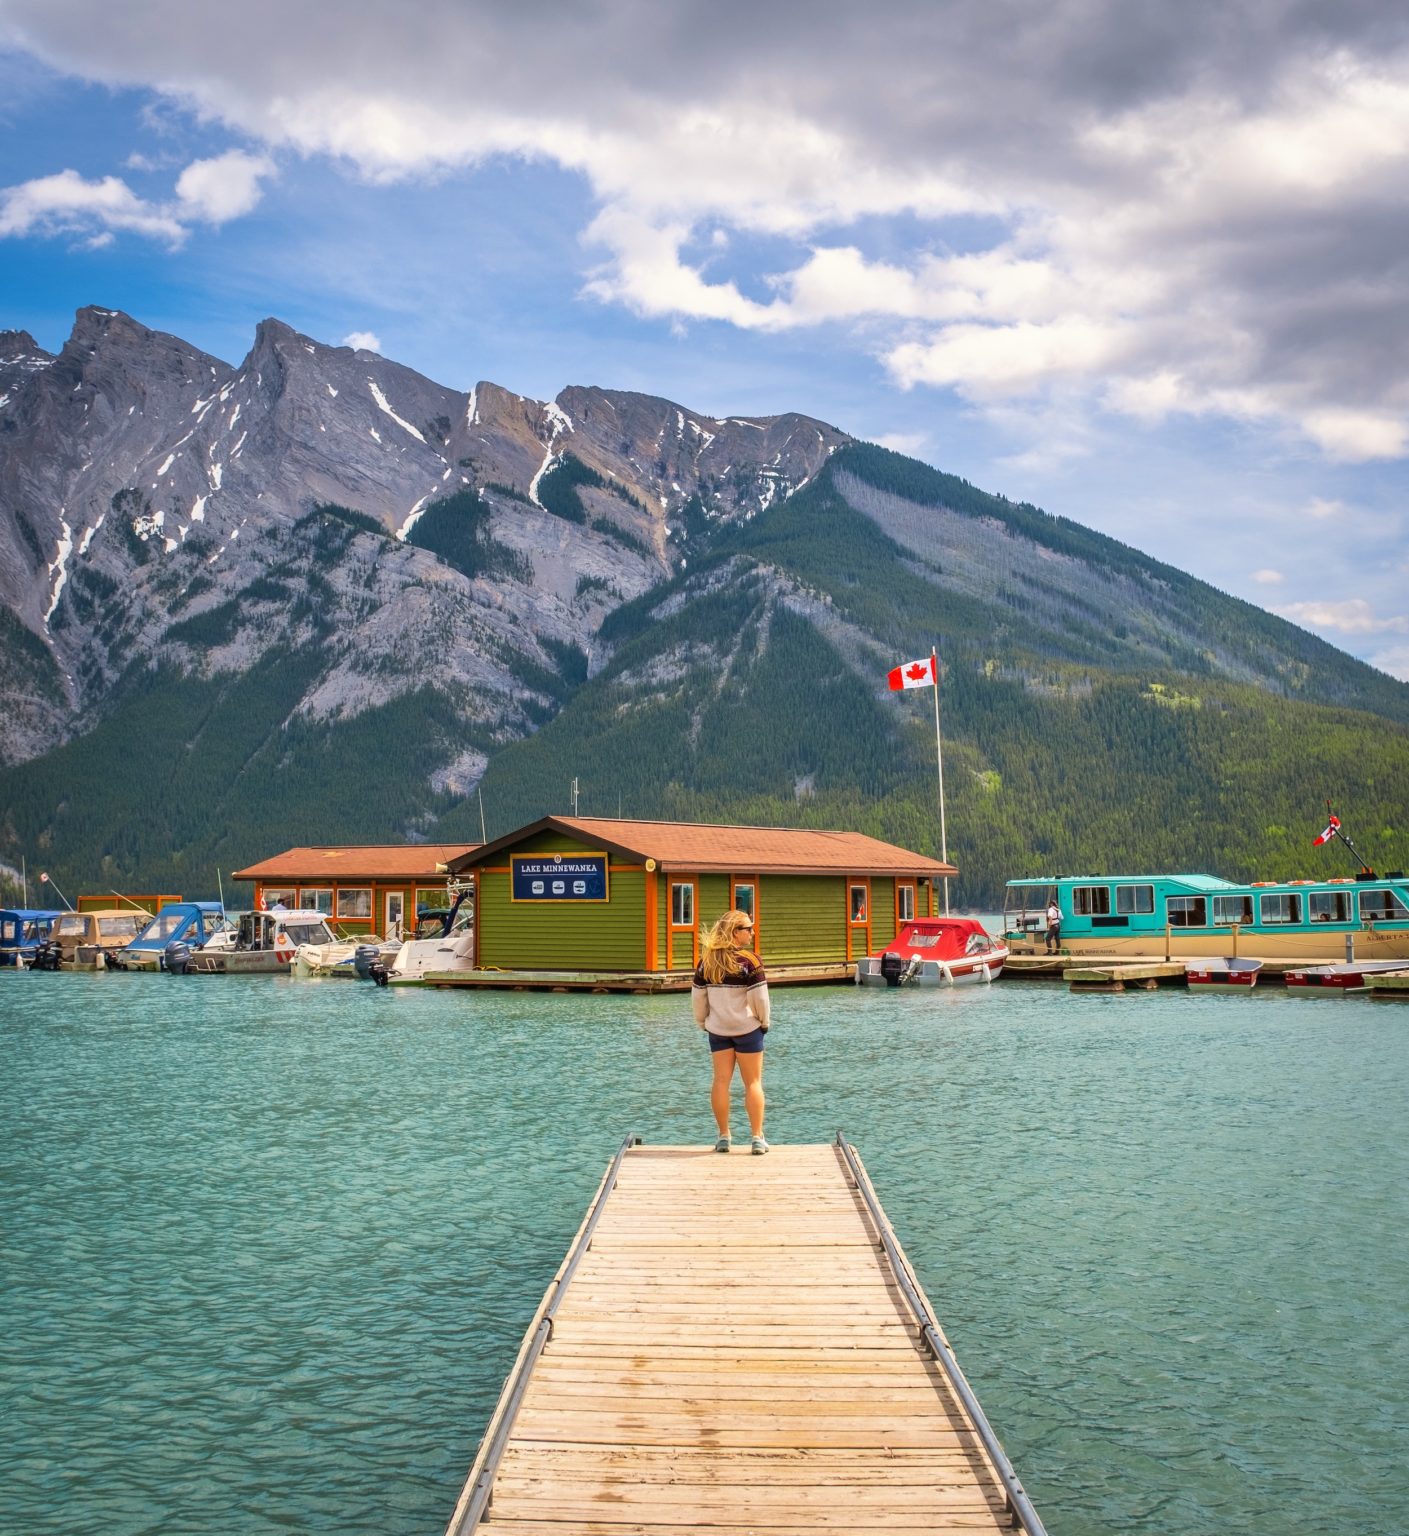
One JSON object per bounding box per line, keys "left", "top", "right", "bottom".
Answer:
{"left": 931, "top": 647, "right": 949, "bottom": 915}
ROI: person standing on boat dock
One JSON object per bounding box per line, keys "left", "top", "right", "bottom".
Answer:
{"left": 1046, "top": 897, "right": 1063, "bottom": 954}
{"left": 693, "top": 910, "right": 771, "bottom": 1154}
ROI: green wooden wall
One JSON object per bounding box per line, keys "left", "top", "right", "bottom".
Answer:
{"left": 479, "top": 866, "right": 647, "bottom": 971}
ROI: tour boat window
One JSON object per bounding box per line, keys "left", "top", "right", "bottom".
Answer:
{"left": 1259, "top": 892, "right": 1301, "bottom": 925}
{"left": 1213, "top": 894, "right": 1255, "bottom": 926}
{"left": 336, "top": 887, "right": 372, "bottom": 920}
{"left": 1116, "top": 884, "right": 1154, "bottom": 914}
{"left": 1308, "top": 890, "right": 1351, "bottom": 923}
{"left": 670, "top": 882, "right": 694, "bottom": 928}
{"left": 1360, "top": 888, "right": 1409, "bottom": 922}
{"left": 850, "top": 885, "right": 868, "bottom": 922}
{"left": 1072, "top": 885, "right": 1111, "bottom": 916}
{"left": 300, "top": 887, "right": 334, "bottom": 914}
{"left": 897, "top": 883, "right": 916, "bottom": 922}
{"left": 1166, "top": 895, "right": 1207, "bottom": 928}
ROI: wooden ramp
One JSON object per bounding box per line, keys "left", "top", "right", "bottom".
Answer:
{"left": 446, "top": 1136, "right": 1046, "bottom": 1536}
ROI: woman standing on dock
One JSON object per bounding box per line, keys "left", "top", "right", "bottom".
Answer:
{"left": 693, "top": 910, "right": 770, "bottom": 1155}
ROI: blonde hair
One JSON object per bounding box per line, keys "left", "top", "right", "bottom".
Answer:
{"left": 700, "top": 909, "right": 756, "bottom": 984}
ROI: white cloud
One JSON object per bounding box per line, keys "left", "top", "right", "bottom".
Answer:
{"left": 1252, "top": 569, "right": 1283, "bottom": 585}
{"left": 1277, "top": 598, "right": 1409, "bottom": 635}
{"left": 175, "top": 149, "right": 273, "bottom": 224}
{"left": 1307, "top": 497, "right": 1345, "bottom": 521}
{"left": 1366, "top": 641, "right": 1409, "bottom": 681}
{"left": 342, "top": 331, "right": 382, "bottom": 352}
{"left": 0, "top": 150, "right": 274, "bottom": 247}
{"left": 873, "top": 431, "right": 929, "bottom": 455}
{"left": 0, "top": 167, "right": 186, "bottom": 244}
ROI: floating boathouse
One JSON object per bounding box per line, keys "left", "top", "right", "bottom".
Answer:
{"left": 233, "top": 843, "right": 479, "bottom": 938}
{"left": 442, "top": 815, "right": 956, "bottom": 983}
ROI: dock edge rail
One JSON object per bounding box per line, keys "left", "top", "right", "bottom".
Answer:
{"left": 443, "top": 1130, "right": 641, "bottom": 1536}
{"left": 835, "top": 1129, "right": 1049, "bottom": 1536}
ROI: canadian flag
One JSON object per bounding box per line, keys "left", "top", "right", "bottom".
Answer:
{"left": 887, "top": 653, "right": 937, "bottom": 691}
{"left": 1312, "top": 814, "right": 1341, "bottom": 847}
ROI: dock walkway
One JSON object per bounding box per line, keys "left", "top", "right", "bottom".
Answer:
{"left": 446, "top": 1135, "right": 1045, "bottom": 1535}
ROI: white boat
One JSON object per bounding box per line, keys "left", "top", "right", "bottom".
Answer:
{"left": 382, "top": 889, "right": 475, "bottom": 984}
{"left": 292, "top": 935, "right": 401, "bottom": 979}
{"left": 187, "top": 908, "right": 337, "bottom": 974}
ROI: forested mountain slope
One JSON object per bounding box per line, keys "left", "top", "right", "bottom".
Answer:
{"left": 1, "top": 312, "right": 1406, "bottom": 907}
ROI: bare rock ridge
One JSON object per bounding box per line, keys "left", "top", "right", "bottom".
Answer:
{"left": 0, "top": 306, "right": 848, "bottom": 768}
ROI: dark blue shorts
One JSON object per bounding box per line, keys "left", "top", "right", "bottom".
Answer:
{"left": 708, "top": 1026, "right": 767, "bottom": 1054}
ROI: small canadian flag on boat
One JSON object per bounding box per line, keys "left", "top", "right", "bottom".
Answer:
{"left": 1313, "top": 814, "right": 1341, "bottom": 846}
{"left": 887, "top": 653, "right": 937, "bottom": 691}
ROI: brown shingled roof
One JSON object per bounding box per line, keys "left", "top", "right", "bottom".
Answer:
{"left": 233, "top": 844, "right": 479, "bottom": 882}
{"left": 450, "top": 817, "right": 955, "bottom": 878}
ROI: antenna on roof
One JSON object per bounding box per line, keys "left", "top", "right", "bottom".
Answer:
{"left": 571, "top": 776, "right": 579, "bottom": 815}
{"left": 478, "top": 787, "right": 487, "bottom": 844}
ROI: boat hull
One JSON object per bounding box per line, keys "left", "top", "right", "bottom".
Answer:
{"left": 1185, "top": 959, "right": 1262, "bottom": 992}
{"left": 188, "top": 951, "right": 293, "bottom": 975}
{"left": 1284, "top": 961, "right": 1409, "bottom": 992}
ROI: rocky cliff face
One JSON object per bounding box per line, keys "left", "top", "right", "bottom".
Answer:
{"left": 0, "top": 307, "right": 847, "bottom": 773}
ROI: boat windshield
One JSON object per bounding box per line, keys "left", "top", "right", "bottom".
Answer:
{"left": 97, "top": 914, "right": 146, "bottom": 938}
{"left": 282, "top": 920, "right": 336, "bottom": 946}
{"left": 143, "top": 910, "right": 195, "bottom": 942}
{"left": 55, "top": 914, "right": 91, "bottom": 938}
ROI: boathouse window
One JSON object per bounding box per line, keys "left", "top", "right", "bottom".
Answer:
{"left": 1259, "top": 892, "right": 1301, "bottom": 925}
{"left": 1072, "top": 885, "right": 1111, "bottom": 916}
{"left": 300, "top": 887, "right": 333, "bottom": 914}
{"left": 1115, "top": 884, "right": 1154, "bottom": 914}
{"left": 1213, "top": 894, "right": 1254, "bottom": 926}
{"left": 1166, "top": 895, "right": 1207, "bottom": 927}
{"left": 733, "top": 883, "right": 756, "bottom": 919}
{"left": 671, "top": 882, "right": 694, "bottom": 928}
{"left": 850, "top": 885, "right": 868, "bottom": 922}
{"left": 1308, "top": 890, "right": 1351, "bottom": 923}
{"left": 263, "top": 887, "right": 296, "bottom": 909}
{"left": 897, "top": 883, "right": 916, "bottom": 922}
{"left": 336, "top": 887, "right": 372, "bottom": 920}
{"left": 1360, "top": 888, "right": 1409, "bottom": 922}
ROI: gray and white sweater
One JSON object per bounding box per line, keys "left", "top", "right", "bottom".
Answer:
{"left": 691, "top": 955, "right": 771, "bottom": 1036}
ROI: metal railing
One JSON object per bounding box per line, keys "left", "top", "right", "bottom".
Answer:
{"left": 446, "top": 1131, "right": 641, "bottom": 1535}
{"left": 834, "top": 1130, "right": 1049, "bottom": 1536}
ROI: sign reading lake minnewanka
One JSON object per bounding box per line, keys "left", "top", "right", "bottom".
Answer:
{"left": 510, "top": 852, "right": 610, "bottom": 902}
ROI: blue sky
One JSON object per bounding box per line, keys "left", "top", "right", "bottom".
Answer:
{"left": 3, "top": 0, "right": 1408, "bottom": 678}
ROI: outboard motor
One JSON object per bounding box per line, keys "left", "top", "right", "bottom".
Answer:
{"left": 368, "top": 960, "right": 390, "bottom": 987}
{"left": 879, "top": 951, "right": 906, "bottom": 987}
{"left": 353, "top": 944, "right": 382, "bottom": 980}
{"left": 164, "top": 940, "right": 192, "bottom": 975}
{"left": 32, "top": 939, "right": 63, "bottom": 971}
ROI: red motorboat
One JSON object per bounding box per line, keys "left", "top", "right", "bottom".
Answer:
{"left": 856, "top": 917, "right": 1007, "bottom": 987}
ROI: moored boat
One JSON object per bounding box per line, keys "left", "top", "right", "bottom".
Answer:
{"left": 1005, "top": 871, "right": 1409, "bottom": 963}
{"left": 0, "top": 908, "right": 62, "bottom": 968}
{"left": 186, "top": 908, "right": 336, "bottom": 974}
{"left": 1185, "top": 957, "right": 1262, "bottom": 992}
{"left": 1283, "top": 960, "right": 1409, "bottom": 993}
{"left": 855, "top": 916, "right": 1007, "bottom": 987}
{"left": 30, "top": 908, "right": 151, "bottom": 970}
{"left": 381, "top": 887, "right": 475, "bottom": 984}
{"left": 107, "top": 901, "right": 231, "bottom": 971}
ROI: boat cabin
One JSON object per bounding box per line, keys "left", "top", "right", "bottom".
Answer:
{"left": 1005, "top": 872, "right": 1409, "bottom": 961}
{"left": 111, "top": 902, "right": 230, "bottom": 969}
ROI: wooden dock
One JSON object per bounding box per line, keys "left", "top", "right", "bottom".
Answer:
{"left": 445, "top": 1136, "right": 1045, "bottom": 1536}
{"left": 415, "top": 964, "right": 853, "bottom": 993}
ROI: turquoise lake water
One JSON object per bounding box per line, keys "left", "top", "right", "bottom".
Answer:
{"left": 3, "top": 971, "right": 1407, "bottom": 1535}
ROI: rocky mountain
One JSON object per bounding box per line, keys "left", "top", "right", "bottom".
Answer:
{"left": 2, "top": 307, "right": 1406, "bottom": 903}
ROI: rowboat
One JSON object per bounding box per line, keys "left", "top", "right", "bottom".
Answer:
{"left": 1185, "top": 957, "right": 1263, "bottom": 992}
{"left": 1283, "top": 960, "right": 1409, "bottom": 993}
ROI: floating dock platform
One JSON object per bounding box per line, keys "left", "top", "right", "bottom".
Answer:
{"left": 445, "top": 1135, "right": 1046, "bottom": 1536}
{"left": 415, "top": 964, "right": 853, "bottom": 993}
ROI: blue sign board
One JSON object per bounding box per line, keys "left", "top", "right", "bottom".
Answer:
{"left": 511, "top": 852, "right": 610, "bottom": 902}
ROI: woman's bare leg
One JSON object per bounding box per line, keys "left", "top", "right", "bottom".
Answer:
{"left": 736, "top": 1050, "right": 765, "bottom": 1138}
{"left": 710, "top": 1049, "right": 736, "bottom": 1137}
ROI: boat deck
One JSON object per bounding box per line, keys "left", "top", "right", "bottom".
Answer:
{"left": 446, "top": 1137, "right": 1045, "bottom": 1536}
